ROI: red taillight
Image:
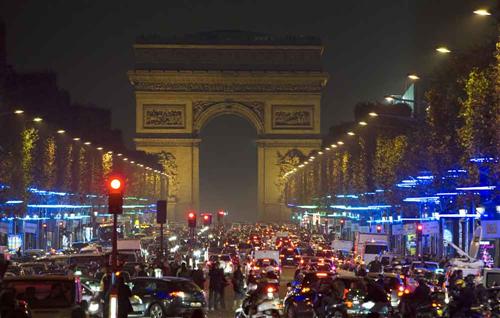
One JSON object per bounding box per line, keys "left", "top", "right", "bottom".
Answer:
{"left": 267, "top": 286, "right": 275, "bottom": 293}
{"left": 404, "top": 288, "right": 410, "bottom": 294}
{"left": 398, "top": 286, "right": 404, "bottom": 292}
{"left": 316, "top": 272, "right": 328, "bottom": 278}
{"left": 274, "top": 266, "right": 280, "bottom": 271}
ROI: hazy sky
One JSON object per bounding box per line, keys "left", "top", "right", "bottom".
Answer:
{"left": 1, "top": 0, "right": 495, "bottom": 220}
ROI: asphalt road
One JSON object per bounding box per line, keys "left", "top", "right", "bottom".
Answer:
{"left": 206, "top": 266, "right": 296, "bottom": 318}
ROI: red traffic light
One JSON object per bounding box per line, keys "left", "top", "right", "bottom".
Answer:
{"left": 188, "top": 212, "right": 196, "bottom": 219}
{"left": 107, "top": 176, "right": 124, "bottom": 194}
{"left": 417, "top": 224, "right": 423, "bottom": 231}
{"left": 376, "top": 225, "right": 382, "bottom": 233}
{"left": 340, "top": 219, "right": 345, "bottom": 224}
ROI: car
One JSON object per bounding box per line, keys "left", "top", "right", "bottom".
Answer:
{"left": 128, "top": 277, "right": 206, "bottom": 318}
{"left": 3, "top": 275, "right": 88, "bottom": 318}
{"left": 410, "top": 261, "right": 441, "bottom": 273}
{"left": 279, "top": 247, "right": 300, "bottom": 266}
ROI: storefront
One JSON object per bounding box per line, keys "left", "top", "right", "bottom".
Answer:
{"left": 482, "top": 220, "right": 500, "bottom": 267}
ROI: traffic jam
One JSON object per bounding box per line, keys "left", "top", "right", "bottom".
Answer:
{"left": 1, "top": 220, "right": 499, "bottom": 318}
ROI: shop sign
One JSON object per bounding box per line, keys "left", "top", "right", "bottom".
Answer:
{"left": 482, "top": 220, "right": 500, "bottom": 239}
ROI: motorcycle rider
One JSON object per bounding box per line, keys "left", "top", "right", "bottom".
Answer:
{"left": 364, "top": 278, "right": 389, "bottom": 314}
{"left": 313, "top": 276, "right": 345, "bottom": 318}
{"left": 449, "top": 277, "right": 476, "bottom": 317}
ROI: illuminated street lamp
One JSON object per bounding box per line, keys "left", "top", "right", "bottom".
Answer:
{"left": 33, "top": 117, "right": 43, "bottom": 122}
{"left": 407, "top": 74, "right": 420, "bottom": 80}
{"left": 473, "top": 9, "right": 491, "bottom": 16}
{"left": 368, "top": 112, "right": 378, "bottom": 117}
{"left": 337, "top": 141, "right": 344, "bottom": 145}
{"left": 436, "top": 46, "right": 451, "bottom": 54}
{"left": 73, "top": 137, "right": 80, "bottom": 141}
{"left": 347, "top": 131, "right": 355, "bottom": 136}
{"left": 57, "top": 129, "right": 65, "bottom": 134}
{"left": 359, "top": 121, "right": 367, "bottom": 126}
{"left": 14, "top": 109, "right": 24, "bottom": 114}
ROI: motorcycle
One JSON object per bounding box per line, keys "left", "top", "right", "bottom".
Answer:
{"left": 235, "top": 283, "right": 283, "bottom": 318}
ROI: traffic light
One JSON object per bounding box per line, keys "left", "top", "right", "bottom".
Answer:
{"left": 376, "top": 225, "right": 382, "bottom": 233}
{"left": 188, "top": 211, "right": 197, "bottom": 228}
{"left": 340, "top": 219, "right": 345, "bottom": 225}
{"left": 107, "top": 176, "right": 124, "bottom": 214}
{"left": 416, "top": 223, "right": 423, "bottom": 240}
{"left": 217, "top": 210, "right": 225, "bottom": 223}
{"left": 202, "top": 213, "right": 212, "bottom": 226}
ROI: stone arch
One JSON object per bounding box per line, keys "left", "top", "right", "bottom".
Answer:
{"left": 193, "top": 101, "right": 264, "bottom": 135}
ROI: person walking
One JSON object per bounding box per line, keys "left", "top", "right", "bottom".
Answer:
{"left": 232, "top": 265, "right": 245, "bottom": 309}
{"left": 177, "top": 262, "right": 190, "bottom": 278}
{"left": 216, "top": 263, "right": 227, "bottom": 310}
{"left": 208, "top": 262, "right": 220, "bottom": 311}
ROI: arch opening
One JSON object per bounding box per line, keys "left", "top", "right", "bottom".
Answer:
{"left": 199, "top": 114, "right": 257, "bottom": 222}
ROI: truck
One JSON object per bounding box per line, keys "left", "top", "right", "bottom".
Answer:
{"left": 331, "top": 240, "right": 353, "bottom": 253}
{"left": 354, "top": 232, "right": 389, "bottom": 264}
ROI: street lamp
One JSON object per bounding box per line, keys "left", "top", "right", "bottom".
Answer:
{"left": 359, "top": 121, "right": 367, "bottom": 126}
{"left": 368, "top": 112, "right": 378, "bottom": 117}
{"left": 14, "top": 109, "right": 24, "bottom": 114}
{"left": 57, "top": 129, "right": 65, "bottom": 134}
{"left": 436, "top": 46, "right": 451, "bottom": 54}
{"left": 33, "top": 117, "right": 43, "bottom": 122}
{"left": 473, "top": 9, "right": 491, "bottom": 16}
{"left": 407, "top": 74, "right": 420, "bottom": 80}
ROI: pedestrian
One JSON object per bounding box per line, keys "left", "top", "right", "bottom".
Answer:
{"left": 117, "top": 274, "right": 133, "bottom": 318}
{"left": 232, "top": 265, "right": 245, "bottom": 309}
{"left": 176, "top": 262, "right": 190, "bottom": 278}
{"left": 368, "top": 256, "right": 382, "bottom": 273}
{"left": 133, "top": 264, "right": 148, "bottom": 277}
{"left": 191, "top": 264, "right": 206, "bottom": 289}
{"left": 216, "top": 262, "right": 227, "bottom": 310}
{"left": 208, "top": 262, "right": 219, "bottom": 310}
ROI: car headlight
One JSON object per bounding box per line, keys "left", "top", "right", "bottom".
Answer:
{"left": 88, "top": 301, "right": 100, "bottom": 313}
{"left": 362, "top": 301, "right": 375, "bottom": 310}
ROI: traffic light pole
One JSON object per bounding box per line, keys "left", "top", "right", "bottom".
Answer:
{"left": 160, "top": 223, "right": 164, "bottom": 260}
{"left": 112, "top": 213, "right": 118, "bottom": 271}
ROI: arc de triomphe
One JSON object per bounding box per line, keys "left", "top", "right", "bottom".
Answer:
{"left": 128, "top": 31, "right": 328, "bottom": 222}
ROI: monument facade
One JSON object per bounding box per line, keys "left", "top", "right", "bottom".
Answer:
{"left": 128, "top": 31, "right": 328, "bottom": 221}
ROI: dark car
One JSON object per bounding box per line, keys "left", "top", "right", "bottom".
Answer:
{"left": 279, "top": 247, "right": 300, "bottom": 266}
{"left": 129, "top": 277, "right": 206, "bottom": 318}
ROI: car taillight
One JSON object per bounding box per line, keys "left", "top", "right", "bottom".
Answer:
{"left": 398, "top": 286, "right": 404, "bottom": 292}
{"left": 274, "top": 266, "right": 280, "bottom": 271}
{"left": 267, "top": 286, "right": 275, "bottom": 293}
{"left": 280, "top": 254, "right": 284, "bottom": 258}
{"left": 316, "top": 272, "right": 328, "bottom": 278}
{"left": 301, "top": 287, "right": 311, "bottom": 293}
{"left": 404, "top": 288, "right": 410, "bottom": 294}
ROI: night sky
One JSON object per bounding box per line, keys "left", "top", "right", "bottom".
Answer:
{"left": 1, "top": 0, "right": 495, "bottom": 220}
